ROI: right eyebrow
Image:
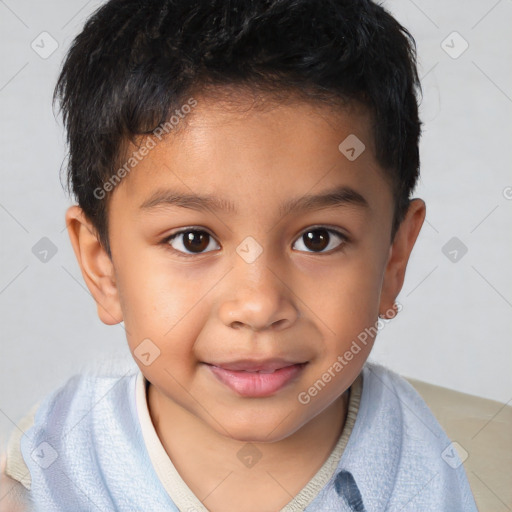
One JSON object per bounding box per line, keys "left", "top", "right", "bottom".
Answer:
{"left": 139, "top": 189, "right": 237, "bottom": 213}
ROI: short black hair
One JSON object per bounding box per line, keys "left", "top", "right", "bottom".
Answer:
{"left": 55, "top": 0, "right": 422, "bottom": 258}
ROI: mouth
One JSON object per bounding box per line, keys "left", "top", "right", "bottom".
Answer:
{"left": 204, "top": 359, "right": 308, "bottom": 397}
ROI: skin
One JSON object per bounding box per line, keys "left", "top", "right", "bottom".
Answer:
{"left": 65, "top": 91, "right": 425, "bottom": 512}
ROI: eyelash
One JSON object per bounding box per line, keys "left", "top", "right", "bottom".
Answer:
{"left": 160, "top": 225, "right": 349, "bottom": 259}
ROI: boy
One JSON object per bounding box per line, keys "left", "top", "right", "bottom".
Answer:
{"left": 1, "top": 0, "right": 478, "bottom": 510}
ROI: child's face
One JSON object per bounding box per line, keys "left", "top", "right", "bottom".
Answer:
{"left": 68, "top": 92, "right": 424, "bottom": 442}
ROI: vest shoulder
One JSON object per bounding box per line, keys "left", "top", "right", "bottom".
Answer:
{"left": 360, "top": 362, "right": 452, "bottom": 448}
{"left": 362, "top": 362, "right": 438, "bottom": 418}
{"left": 28, "top": 369, "right": 139, "bottom": 435}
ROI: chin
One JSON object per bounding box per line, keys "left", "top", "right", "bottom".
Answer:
{"left": 224, "top": 429, "right": 290, "bottom": 444}
{"left": 212, "top": 411, "right": 305, "bottom": 445}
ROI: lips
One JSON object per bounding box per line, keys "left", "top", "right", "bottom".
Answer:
{"left": 209, "top": 358, "right": 304, "bottom": 372}
{"left": 205, "top": 359, "right": 307, "bottom": 397}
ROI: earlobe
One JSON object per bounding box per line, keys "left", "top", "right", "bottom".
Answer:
{"left": 379, "top": 198, "right": 426, "bottom": 315}
{"left": 65, "top": 205, "right": 123, "bottom": 325}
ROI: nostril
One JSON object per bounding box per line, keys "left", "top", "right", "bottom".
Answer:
{"left": 271, "top": 318, "right": 288, "bottom": 329}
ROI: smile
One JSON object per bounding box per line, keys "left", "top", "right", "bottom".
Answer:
{"left": 205, "top": 362, "right": 307, "bottom": 397}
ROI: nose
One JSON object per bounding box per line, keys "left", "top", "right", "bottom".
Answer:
{"left": 217, "top": 253, "right": 300, "bottom": 332}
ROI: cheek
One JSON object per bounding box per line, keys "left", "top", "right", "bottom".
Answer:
{"left": 114, "top": 252, "right": 205, "bottom": 352}
{"left": 305, "top": 255, "right": 383, "bottom": 323}
{"left": 300, "top": 249, "right": 385, "bottom": 365}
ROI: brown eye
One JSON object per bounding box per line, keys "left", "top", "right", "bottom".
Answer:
{"left": 304, "top": 229, "right": 329, "bottom": 251}
{"left": 293, "top": 228, "right": 346, "bottom": 253}
{"left": 167, "top": 230, "right": 220, "bottom": 255}
{"left": 184, "top": 231, "right": 210, "bottom": 252}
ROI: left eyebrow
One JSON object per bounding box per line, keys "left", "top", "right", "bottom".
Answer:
{"left": 278, "top": 185, "right": 370, "bottom": 218}
{"left": 139, "top": 184, "right": 370, "bottom": 216}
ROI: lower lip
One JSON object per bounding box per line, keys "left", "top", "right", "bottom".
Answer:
{"left": 206, "top": 363, "right": 306, "bottom": 398}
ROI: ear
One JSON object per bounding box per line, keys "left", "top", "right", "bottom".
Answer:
{"left": 379, "top": 198, "right": 426, "bottom": 313}
{"left": 65, "top": 205, "right": 123, "bottom": 325}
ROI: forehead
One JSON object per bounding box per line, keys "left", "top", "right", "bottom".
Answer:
{"left": 111, "top": 90, "right": 391, "bottom": 221}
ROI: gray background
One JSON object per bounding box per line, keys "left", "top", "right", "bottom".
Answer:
{"left": 1, "top": 0, "right": 511, "bottom": 452}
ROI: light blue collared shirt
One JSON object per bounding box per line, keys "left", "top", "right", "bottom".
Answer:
{"left": 19, "top": 362, "right": 478, "bottom": 511}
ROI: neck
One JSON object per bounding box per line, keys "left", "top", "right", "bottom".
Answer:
{"left": 146, "top": 380, "right": 349, "bottom": 509}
